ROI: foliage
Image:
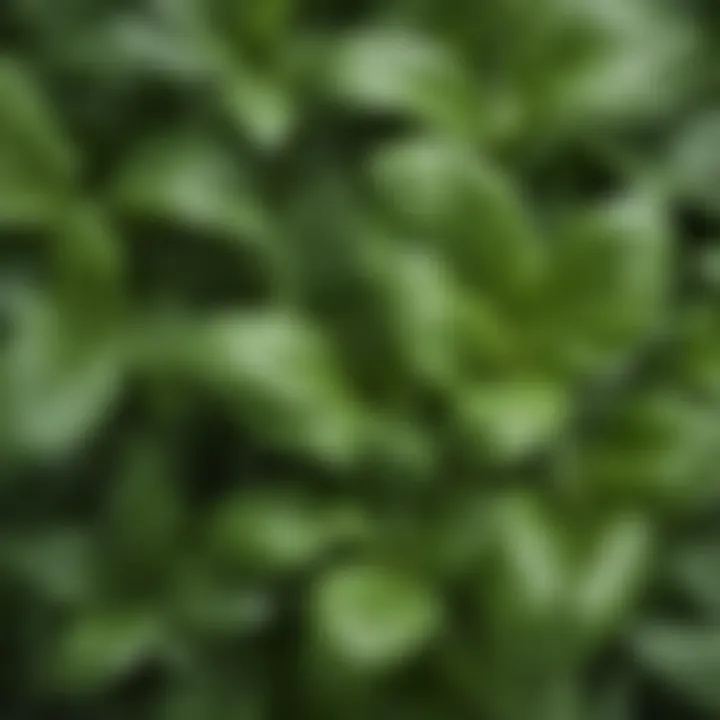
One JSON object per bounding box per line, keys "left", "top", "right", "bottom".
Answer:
{"left": 0, "top": 1, "right": 719, "bottom": 718}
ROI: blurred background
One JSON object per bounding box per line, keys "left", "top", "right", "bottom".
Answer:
{"left": 0, "top": 0, "right": 719, "bottom": 718}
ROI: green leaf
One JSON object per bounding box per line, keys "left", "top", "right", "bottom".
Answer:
{"left": 5, "top": 298, "right": 124, "bottom": 460}
{"left": 102, "top": 438, "right": 185, "bottom": 587}
{"left": 634, "top": 624, "right": 720, "bottom": 712}
{"left": 173, "top": 573, "right": 276, "bottom": 637}
{"left": 210, "top": 491, "right": 334, "bottom": 573}
{"left": 52, "top": 202, "right": 125, "bottom": 328}
{"left": 224, "top": 0, "right": 296, "bottom": 51}
{"left": 48, "top": 609, "right": 168, "bottom": 696}
{"left": 111, "top": 133, "right": 269, "bottom": 243}
{"left": 222, "top": 68, "right": 298, "bottom": 151}
{"left": 456, "top": 291, "right": 521, "bottom": 372}
{"left": 156, "top": 670, "right": 267, "bottom": 720}
{"left": 359, "top": 412, "right": 437, "bottom": 481}
{"left": 429, "top": 493, "right": 493, "bottom": 578}
{"left": 190, "top": 310, "right": 364, "bottom": 463}
{"left": 311, "top": 564, "right": 442, "bottom": 673}
{"left": 62, "top": 14, "right": 214, "bottom": 82}
{"left": 573, "top": 513, "right": 653, "bottom": 640}
{"left": 552, "top": 190, "right": 672, "bottom": 362}
{"left": 0, "top": 529, "right": 94, "bottom": 606}
{"left": 0, "top": 176, "right": 57, "bottom": 228}
{"left": 326, "top": 29, "right": 480, "bottom": 134}
{"left": 588, "top": 676, "right": 633, "bottom": 720}
{"left": 370, "top": 243, "right": 459, "bottom": 385}
{"left": 530, "top": 0, "right": 696, "bottom": 129}
{"left": 492, "top": 494, "right": 568, "bottom": 622}
{"left": 0, "top": 58, "right": 78, "bottom": 188}
{"left": 371, "top": 136, "right": 474, "bottom": 234}
{"left": 582, "top": 393, "right": 719, "bottom": 502}
{"left": 670, "top": 542, "right": 720, "bottom": 617}
{"left": 371, "top": 135, "right": 546, "bottom": 296}
{"left": 671, "top": 112, "right": 720, "bottom": 216}
{"left": 457, "top": 379, "right": 570, "bottom": 462}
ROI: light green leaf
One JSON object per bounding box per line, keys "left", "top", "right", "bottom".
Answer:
{"left": 492, "top": 494, "right": 568, "bottom": 621}
{"left": 326, "top": 29, "right": 479, "bottom": 134}
{"left": 311, "top": 564, "right": 442, "bottom": 673}
{"left": 222, "top": 69, "right": 298, "bottom": 151}
{"left": 371, "top": 243, "right": 459, "bottom": 384}
{"left": 111, "top": 133, "right": 269, "bottom": 243}
{"left": 371, "top": 136, "right": 476, "bottom": 231}
{"left": 573, "top": 513, "right": 653, "bottom": 639}
{"left": 210, "top": 491, "right": 333, "bottom": 573}
{"left": 457, "top": 379, "right": 570, "bottom": 462}
{"left": 553, "top": 190, "right": 672, "bottom": 355}
{"left": 5, "top": 298, "right": 124, "bottom": 460}
{"left": 371, "top": 136, "right": 545, "bottom": 295}
{"left": 192, "top": 310, "right": 363, "bottom": 463}
{"left": 536, "top": 0, "right": 696, "bottom": 128}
